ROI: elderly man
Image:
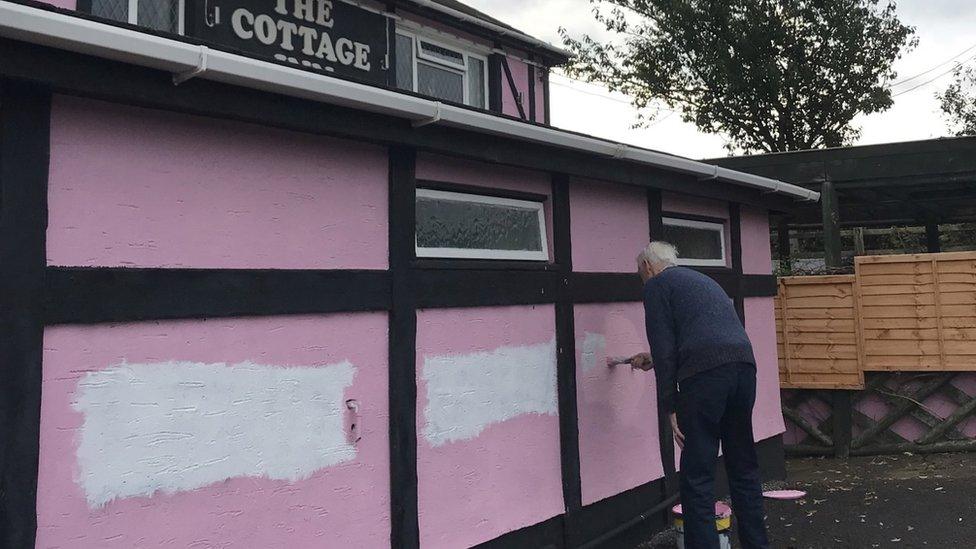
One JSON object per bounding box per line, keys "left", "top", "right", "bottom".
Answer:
{"left": 628, "top": 241, "right": 769, "bottom": 549}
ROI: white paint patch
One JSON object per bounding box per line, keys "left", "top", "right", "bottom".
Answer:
{"left": 580, "top": 332, "right": 607, "bottom": 372}
{"left": 73, "top": 360, "right": 356, "bottom": 508}
{"left": 422, "top": 339, "right": 558, "bottom": 446}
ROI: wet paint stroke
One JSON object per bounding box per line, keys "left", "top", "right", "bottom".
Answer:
{"left": 579, "top": 332, "right": 607, "bottom": 372}
{"left": 422, "top": 339, "right": 558, "bottom": 446}
{"left": 73, "top": 360, "right": 356, "bottom": 507}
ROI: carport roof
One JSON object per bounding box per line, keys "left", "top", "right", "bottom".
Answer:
{"left": 707, "top": 136, "right": 976, "bottom": 227}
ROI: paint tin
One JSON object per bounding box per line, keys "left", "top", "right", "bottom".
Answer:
{"left": 672, "top": 502, "right": 733, "bottom": 549}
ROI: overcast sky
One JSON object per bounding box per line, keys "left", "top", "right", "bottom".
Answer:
{"left": 463, "top": 0, "right": 976, "bottom": 159}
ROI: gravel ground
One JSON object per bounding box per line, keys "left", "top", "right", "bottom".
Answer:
{"left": 638, "top": 452, "right": 976, "bottom": 548}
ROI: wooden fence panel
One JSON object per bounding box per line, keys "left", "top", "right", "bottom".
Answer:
{"left": 776, "top": 276, "right": 864, "bottom": 389}
{"left": 856, "top": 252, "right": 976, "bottom": 372}
{"left": 777, "top": 252, "right": 976, "bottom": 388}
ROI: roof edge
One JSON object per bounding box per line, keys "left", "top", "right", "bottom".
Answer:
{"left": 0, "top": 1, "right": 816, "bottom": 203}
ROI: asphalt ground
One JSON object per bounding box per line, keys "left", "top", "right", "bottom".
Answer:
{"left": 639, "top": 452, "right": 976, "bottom": 548}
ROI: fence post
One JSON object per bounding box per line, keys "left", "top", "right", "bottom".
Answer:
{"left": 832, "top": 391, "right": 853, "bottom": 458}
{"left": 821, "top": 180, "right": 842, "bottom": 269}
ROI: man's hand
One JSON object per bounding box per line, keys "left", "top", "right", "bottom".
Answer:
{"left": 628, "top": 352, "right": 653, "bottom": 371}
{"left": 670, "top": 413, "right": 685, "bottom": 449}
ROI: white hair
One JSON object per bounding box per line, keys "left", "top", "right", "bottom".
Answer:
{"left": 638, "top": 241, "right": 679, "bottom": 267}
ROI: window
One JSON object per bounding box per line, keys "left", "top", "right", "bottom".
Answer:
{"left": 416, "top": 188, "right": 549, "bottom": 261}
{"left": 663, "top": 217, "right": 727, "bottom": 267}
{"left": 91, "top": 0, "right": 184, "bottom": 34}
{"left": 395, "top": 31, "right": 488, "bottom": 109}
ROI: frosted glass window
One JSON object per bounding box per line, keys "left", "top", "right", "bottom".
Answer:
{"left": 416, "top": 189, "right": 549, "bottom": 261}
{"left": 91, "top": 0, "right": 183, "bottom": 34}
{"left": 92, "top": 0, "right": 128, "bottom": 22}
{"left": 396, "top": 34, "right": 415, "bottom": 91}
{"left": 418, "top": 64, "right": 464, "bottom": 104}
{"left": 468, "top": 57, "right": 486, "bottom": 109}
{"left": 663, "top": 217, "right": 726, "bottom": 267}
{"left": 139, "top": 0, "right": 181, "bottom": 33}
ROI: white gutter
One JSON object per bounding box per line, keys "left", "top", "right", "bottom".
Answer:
{"left": 402, "top": 0, "right": 573, "bottom": 61}
{"left": 0, "top": 2, "right": 819, "bottom": 202}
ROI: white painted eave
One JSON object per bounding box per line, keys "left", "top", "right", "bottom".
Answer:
{"left": 0, "top": 2, "right": 820, "bottom": 203}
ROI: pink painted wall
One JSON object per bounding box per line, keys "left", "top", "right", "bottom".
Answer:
{"left": 416, "top": 153, "right": 554, "bottom": 260}
{"left": 47, "top": 95, "right": 388, "bottom": 269}
{"left": 661, "top": 192, "right": 732, "bottom": 268}
{"left": 575, "top": 303, "right": 664, "bottom": 505}
{"left": 745, "top": 297, "right": 786, "bottom": 441}
{"left": 741, "top": 206, "right": 773, "bottom": 275}
{"left": 570, "top": 177, "right": 649, "bottom": 273}
{"left": 416, "top": 305, "right": 563, "bottom": 548}
{"left": 502, "top": 57, "right": 530, "bottom": 119}
{"left": 37, "top": 314, "right": 390, "bottom": 548}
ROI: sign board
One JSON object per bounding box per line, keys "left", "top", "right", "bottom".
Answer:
{"left": 189, "top": 0, "right": 391, "bottom": 85}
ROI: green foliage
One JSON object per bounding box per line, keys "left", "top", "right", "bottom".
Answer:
{"left": 559, "top": 0, "right": 916, "bottom": 153}
{"left": 938, "top": 67, "right": 976, "bottom": 136}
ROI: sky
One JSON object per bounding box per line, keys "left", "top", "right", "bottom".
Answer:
{"left": 462, "top": 0, "right": 976, "bottom": 159}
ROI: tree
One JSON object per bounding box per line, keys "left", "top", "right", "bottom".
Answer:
{"left": 559, "top": 0, "right": 917, "bottom": 153}
{"left": 938, "top": 67, "right": 976, "bottom": 136}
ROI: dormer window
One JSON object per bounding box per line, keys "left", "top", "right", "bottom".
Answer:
{"left": 395, "top": 30, "right": 488, "bottom": 109}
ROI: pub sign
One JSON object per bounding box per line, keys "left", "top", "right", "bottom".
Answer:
{"left": 190, "top": 0, "right": 391, "bottom": 85}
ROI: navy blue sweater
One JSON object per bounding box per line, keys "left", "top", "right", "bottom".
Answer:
{"left": 644, "top": 266, "right": 756, "bottom": 413}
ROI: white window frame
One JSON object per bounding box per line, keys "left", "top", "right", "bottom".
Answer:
{"left": 396, "top": 28, "right": 489, "bottom": 109}
{"left": 663, "top": 217, "right": 727, "bottom": 267}
{"left": 415, "top": 188, "right": 550, "bottom": 261}
{"left": 101, "top": 0, "right": 185, "bottom": 34}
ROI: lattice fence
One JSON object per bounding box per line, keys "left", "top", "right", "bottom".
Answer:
{"left": 782, "top": 372, "right": 976, "bottom": 456}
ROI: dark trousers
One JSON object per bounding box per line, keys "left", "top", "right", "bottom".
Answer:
{"left": 676, "top": 362, "right": 769, "bottom": 549}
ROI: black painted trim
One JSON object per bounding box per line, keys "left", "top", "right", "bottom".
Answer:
{"left": 417, "top": 179, "right": 548, "bottom": 203}
{"left": 569, "top": 479, "right": 666, "bottom": 548}
{"left": 388, "top": 146, "right": 420, "bottom": 549}
{"left": 488, "top": 53, "right": 503, "bottom": 113}
{"left": 528, "top": 62, "right": 537, "bottom": 123}
{"left": 76, "top": 0, "right": 92, "bottom": 12}
{"left": 0, "top": 81, "right": 50, "bottom": 549}
{"left": 661, "top": 211, "right": 729, "bottom": 226}
{"left": 413, "top": 258, "right": 556, "bottom": 271}
{"left": 741, "top": 274, "right": 778, "bottom": 298}
{"left": 552, "top": 174, "right": 583, "bottom": 521}
{"left": 730, "top": 203, "right": 745, "bottom": 323}
{"left": 414, "top": 270, "right": 556, "bottom": 308}
{"left": 473, "top": 515, "right": 564, "bottom": 549}
{"left": 38, "top": 268, "right": 774, "bottom": 326}
{"left": 571, "top": 273, "right": 642, "bottom": 303}
{"left": 542, "top": 67, "right": 551, "bottom": 126}
{"left": 500, "top": 57, "right": 527, "bottom": 120}
{"left": 45, "top": 268, "right": 391, "bottom": 324}
{"left": 0, "top": 38, "right": 798, "bottom": 211}
{"left": 648, "top": 189, "right": 665, "bottom": 239}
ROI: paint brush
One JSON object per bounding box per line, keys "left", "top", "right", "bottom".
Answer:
{"left": 606, "top": 356, "right": 630, "bottom": 367}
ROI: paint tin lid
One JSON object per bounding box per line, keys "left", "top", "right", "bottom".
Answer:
{"left": 763, "top": 489, "right": 807, "bottom": 500}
